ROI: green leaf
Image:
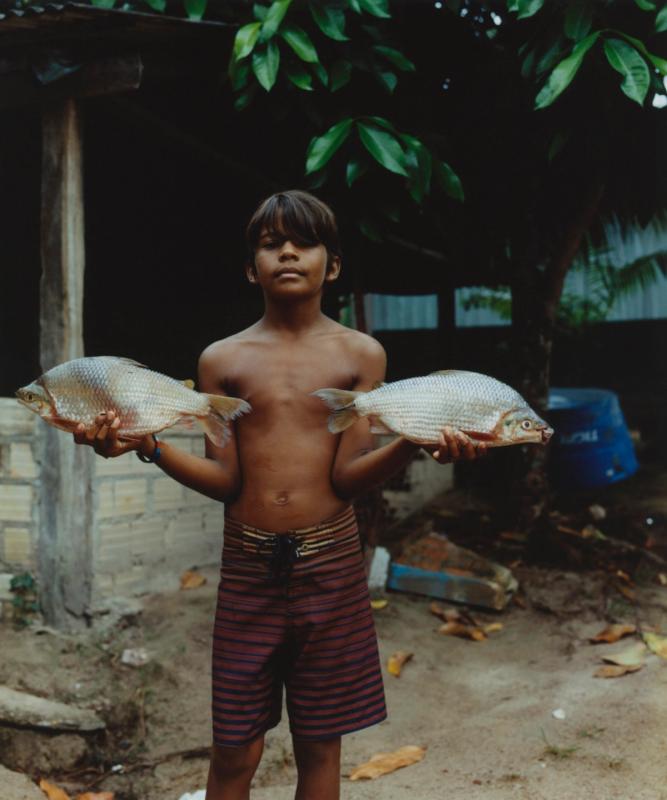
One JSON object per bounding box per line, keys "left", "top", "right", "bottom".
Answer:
{"left": 281, "top": 24, "right": 319, "bottom": 63}
{"left": 346, "top": 156, "right": 368, "bottom": 187}
{"left": 535, "top": 31, "right": 599, "bottom": 109}
{"left": 506, "top": 0, "right": 519, "bottom": 11}
{"left": 603, "top": 38, "right": 650, "bottom": 106}
{"left": 143, "top": 0, "right": 166, "bottom": 10}
{"left": 634, "top": 0, "right": 656, "bottom": 9}
{"left": 615, "top": 31, "right": 667, "bottom": 75}
{"left": 564, "top": 1, "right": 592, "bottom": 41}
{"left": 305, "top": 118, "right": 354, "bottom": 173}
{"left": 434, "top": 160, "right": 464, "bottom": 201}
{"left": 365, "top": 115, "right": 395, "bottom": 131}
{"left": 229, "top": 57, "right": 251, "bottom": 90}
{"left": 184, "top": 0, "right": 206, "bottom": 20}
{"left": 253, "top": 3, "right": 268, "bottom": 21}
{"left": 376, "top": 69, "right": 398, "bottom": 92}
{"left": 536, "top": 36, "right": 567, "bottom": 78}
{"left": 234, "top": 84, "right": 258, "bottom": 111}
{"left": 252, "top": 40, "right": 280, "bottom": 91}
{"left": 358, "top": 0, "right": 391, "bottom": 19}
{"left": 91, "top": 0, "right": 116, "bottom": 7}
{"left": 373, "top": 45, "right": 416, "bottom": 72}
{"left": 310, "top": 1, "right": 349, "bottom": 41}
{"left": 286, "top": 62, "right": 313, "bottom": 90}
{"left": 330, "top": 59, "right": 352, "bottom": 91}
{"left": 234, "top": 22, "right": 262, "bottom": 61}
{"left": 401, "top": 134, "right": 432, "bottom": 203}
{"left": 261, "top": 0, "right": 293, "bottom": 40}
{"left": 517, "top": 0, "right": 544, "bottom": 19}
{"left": 348, "top": 0, "right": 362, "bottom": 12}
{"left": 311, "top": 61, "right": 329, "bottom": 86}
{"left": 657, "top": 6, "right": 667, "bottom": 32}
{"left": 357, "top": 122, "right": 408, "bottom": 176}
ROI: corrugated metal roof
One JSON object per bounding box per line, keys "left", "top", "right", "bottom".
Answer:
{"left": 0, "top": 2, "right": 231, "bottom": 46}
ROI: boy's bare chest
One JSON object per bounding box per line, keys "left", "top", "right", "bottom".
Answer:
{"left": 225, "top": 342, "right": 356, "bottom": 410}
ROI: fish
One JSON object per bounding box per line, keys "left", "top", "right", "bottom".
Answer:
{"left": 312, "top": 370, "right": 553, "bottom": 447}
{"left": 16, "top": 356, "right": 251, "bottom": 447}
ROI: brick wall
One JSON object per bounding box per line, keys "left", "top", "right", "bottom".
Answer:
{"left": 0, "top": 399, "right": 224, "bottom": 609}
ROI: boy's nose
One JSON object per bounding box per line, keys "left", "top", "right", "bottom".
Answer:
{"left": 279, "top": 240, "right": 299, "bottom": 259}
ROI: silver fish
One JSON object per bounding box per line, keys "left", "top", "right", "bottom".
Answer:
{"left": 313, "top": 370, "right": 553, "bottom": 447}
{"left": 16, "top": 356, "right": 250, "bottom": 446}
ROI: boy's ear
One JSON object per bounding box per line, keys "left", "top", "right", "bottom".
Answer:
{"left": 245, "top": 260, "right": 259, "bottom": 284}
{"left": 325, "top": 256, "right": 341, "bottom": 283}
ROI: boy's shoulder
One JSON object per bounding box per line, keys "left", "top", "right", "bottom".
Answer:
{"left": 327, "top": 321, "right": 385, "bottom": 363}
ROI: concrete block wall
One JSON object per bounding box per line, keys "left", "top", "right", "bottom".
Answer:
{"left": 0, "top": 400, "right": 39, "bottom": 572}
{"left": 0, "top": 399, "right": 224, "bottom": 608}
{"left": 91, "top": 426, "right": 224, "bottom": 605}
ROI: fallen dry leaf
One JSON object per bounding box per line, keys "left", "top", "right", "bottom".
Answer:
{"left": 615, "top": 569, "right": 633, "bottom": 585}
{"left": 349, "top": 745, "right": 426, "bottom": 780}
{"left": 438, "top": 622, "right": 486, "bottom": 641}
{"left": 387, "top": 650, "right": 413, "bottom": 677}
{"left": 602, "top": 641, "right": 648, "bottom": 667}
{"left": 589, "top": 624, "right": 636, "bottom": 644}
{"left": 483, "top": 622, "right": 503, "bottom": 634}
{"left": 180, "top": 570, "right": 206, "bottom": 590}
{"left": 370, "top": 599, "right": 388, "bottom": 610}
{"left": 429, "top": 601, "right": 478, "bottom": 626}
{"left": 75, "top": 794, "right": 114, "bottom": 800}
{"left": 39, "top": 780, "right": 70, "bottom": 800}
{"left": 643, "top": 632, "right": 667, "bottom": 660}
{"left": 657, "top": 573, "right": 667, "bottom": 586}
{"left": 613, "top": 582, "right": 636, "bottom": 602}
{"left": 594, "top": 664, "right": 643, "bottom": 678}
{"left": 513, "top": 594, "right": 527, "bottom": 609}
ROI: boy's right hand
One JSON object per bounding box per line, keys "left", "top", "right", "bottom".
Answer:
{"left": 73, "top": 411, "right": 146, "bottom": 459}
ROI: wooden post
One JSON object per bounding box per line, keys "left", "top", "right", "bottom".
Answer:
{"left": 437, "top": 284, "right": 456, "bottom": 368}
{"left": 38, "top": 97, "right": 94, "bottom": 629}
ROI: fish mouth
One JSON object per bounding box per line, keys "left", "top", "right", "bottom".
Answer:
{"left": 541, "top": 427, "right": 554, "bottom": 443}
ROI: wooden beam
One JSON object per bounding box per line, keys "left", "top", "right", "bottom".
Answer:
{"left": 38, "top": 97, "right": 94, "bottom": 629}
{"left": 0, "top": 53, "right": 142, "bottom": 110}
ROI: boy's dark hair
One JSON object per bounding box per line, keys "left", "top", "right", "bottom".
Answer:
{"left": 246, "top": 190, "right": 341, "bottom": 263}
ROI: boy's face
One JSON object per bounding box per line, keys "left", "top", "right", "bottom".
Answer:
{"left": 247, "top": 227, "right": 340, "bottom": 298}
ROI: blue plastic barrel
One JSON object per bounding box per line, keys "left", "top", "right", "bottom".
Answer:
{"left": 547, "top": 388, "right": 638, "bottom": 489}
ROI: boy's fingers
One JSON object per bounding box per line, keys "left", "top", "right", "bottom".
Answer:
{"left": 107, "top": 417, "right": 121, "bottom": 442}
{"left": 444, "top": 429, "right": 460, "bottom": 460}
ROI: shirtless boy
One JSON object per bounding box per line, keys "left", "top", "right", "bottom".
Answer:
{"left": 75, "top": 190, "right": 484, "bottom": 800}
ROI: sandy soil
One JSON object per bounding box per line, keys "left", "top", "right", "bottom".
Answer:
{"left": 2, "top": 474, "right": 667, "bottom": 800}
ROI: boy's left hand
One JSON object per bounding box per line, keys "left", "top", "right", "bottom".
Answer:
{"left": 425, "top": 426, "right": 488, "bottom": 463}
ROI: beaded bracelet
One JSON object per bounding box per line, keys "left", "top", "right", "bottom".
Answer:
{"left": 137, "top": 434, "right": 161, "bottom": 464}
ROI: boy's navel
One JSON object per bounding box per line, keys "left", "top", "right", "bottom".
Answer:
{"left": 274, "top": 491, "right": 290, "bottom": 506}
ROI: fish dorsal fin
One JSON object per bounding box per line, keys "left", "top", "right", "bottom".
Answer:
{"left": 430, "top": 369, "right": 473, "bottom": 377}
{"left": 182, "top": 379, "right": 195, "bottom": 390}
{"left": 112, "top": 356, "right": 149, "bottom": 369}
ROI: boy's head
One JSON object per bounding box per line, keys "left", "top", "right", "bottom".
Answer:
{"left": 246, "top": 190, "right": 341, "bottom": 273}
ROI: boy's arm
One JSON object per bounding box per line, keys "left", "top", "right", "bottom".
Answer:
{"left": 72, "top": 347, "right": 242, "bottom": 503}
{"left": 330, "top": 339, "right": 484, "bottom": 500}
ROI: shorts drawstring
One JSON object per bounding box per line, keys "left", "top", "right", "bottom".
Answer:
{"left": 264, "top": 535, "right": 300, "bottom": 583}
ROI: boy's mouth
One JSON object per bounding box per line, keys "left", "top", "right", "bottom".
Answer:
{"left": 276, "top": 267, "right": 304, "bottom": 277}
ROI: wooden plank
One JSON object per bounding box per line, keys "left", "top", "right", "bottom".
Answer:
{"left": 38, "top": 97, "right": 94, "bottom": 629}
{"left": 0, "top": 53, "right": 142, "bottom": 110}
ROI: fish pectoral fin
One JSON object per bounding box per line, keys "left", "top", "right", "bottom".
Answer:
{"left": 369, "top": 416, "right": 395, "bottom": 435}
{"left": 460, "top": 430, "right": 495, "bottom": 441}
{"left": 114, "top": 357, "right": 149, "bottom": 369}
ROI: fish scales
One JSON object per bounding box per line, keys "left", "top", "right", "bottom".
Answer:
{"left": 16, "top": 356, "right": 251, "bottom": 446}
{"left": 313, "top": 370, "right": 553, "bottom": 448}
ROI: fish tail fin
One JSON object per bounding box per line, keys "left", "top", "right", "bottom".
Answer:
{"left": 200, "top": 394, "right": 252, "bottom": 447}
{"left": 311, "top": 388, "right": 362, "bottom": 434}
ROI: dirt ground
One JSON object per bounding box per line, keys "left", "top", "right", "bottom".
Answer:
{"left": 2, "top": 469, "right": 667, "bottom": 800}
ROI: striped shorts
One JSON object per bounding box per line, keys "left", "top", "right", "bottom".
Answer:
{"left": 211, "top": 506, "right": 387, "bottom": 748}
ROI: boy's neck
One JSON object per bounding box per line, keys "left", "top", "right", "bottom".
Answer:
{"left": 260, "top": 293, "right": 329, "bottom": 335}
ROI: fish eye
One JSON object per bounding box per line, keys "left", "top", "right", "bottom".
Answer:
{"left": 521, "top": 420, "right": 533, "bottom": 430}
{"left": 25, "top": 392, "right": 34, "bottom": 402}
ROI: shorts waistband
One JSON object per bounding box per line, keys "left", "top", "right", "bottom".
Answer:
{"left": 223, "top": 507, "right": 357, "bottom": 583}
